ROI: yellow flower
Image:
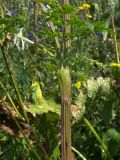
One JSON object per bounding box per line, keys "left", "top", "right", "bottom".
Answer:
{"left": 75, "top": 81, "right": 81, "bottom": 89}
{"left": 79, "top": 3, "right": 91, "bottom": 10}
{"left": 110, "top": 63, "right": 120, "bottom": 67}
{"left": 86, "top": 13, "right": 92, "bottom": 18}
{"left": 83, "top": 3, "right": 91, "bottom": 9}
{"left": 79, "top": 6, "right": 84, "bottom": 10}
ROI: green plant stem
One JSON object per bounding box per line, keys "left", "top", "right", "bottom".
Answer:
{"left": 59, "top": 0, "right": 72, "bottom": 159}
{"left": 1, "top": 46, "right": 29, "bottom": 123}
{"left": 0, "top": 80, "right": 24, "bottom": 121}
{"left": 111, "top": 14, "right": 119, "bottom": 63}
{"left": 61, "top": 100, "right": 71, "bottom": 160}
{"left": 0, "top": 85, "right": 48, "bottom": 159}
{"left": 59, "top": 67, "right": 72, "bottom": 160}
{"left": 62, "top": 0, "right": 71, "bottom": 67}
{"left": 2, "top": 3, "right": 12, "bottom": 16}
{"left": 0, "top": 0, "right": 4, "bottom": 28}
{"left": 109, "top": 5, "right": 119, "bottom": 63}
{"left": 83, "top": 117, "right": 113, "bottom": 160}
{"left": 71, "top": 146, "right": 87, "bottom": 160}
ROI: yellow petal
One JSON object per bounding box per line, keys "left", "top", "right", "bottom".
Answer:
{"left": 75, "top": 81, "right": 81, "bottom": 89}
{"left": 86, "top": 13, "right": 92, "bottom": 18}
{"left": 111, "top": 63, "right": 120, "bottom": 67}
{"left": 79, "top": 6, "right": 84, "bottom": 10}
{"left": 83, "top": 3, "right": 91, "bottom": 9}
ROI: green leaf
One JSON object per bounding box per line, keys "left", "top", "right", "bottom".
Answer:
{"left": 28, "top": 99, "right": 60, "bottom": 115}
{"left": 75, "top": 92, "right": 86, "bottom": 119}
{"left": 63, "top": 4, "right": 75, "bottom": 14}
{"left": 108, "top": 0, "right": 119, "bottom": 14}
{"left": 52, "top": 145, "right": 60, "bottom": 160}
{"left": 102, "top": 17, "right": 111, "bottom": 41}
{"left": 85, "top": 22, "right": 94, "bottom": 31}
{"left": 103, "top": 128, "right": 120, "bottom": 157}
{"left": 102, "top": 100, "right": 113, "bottom": 126}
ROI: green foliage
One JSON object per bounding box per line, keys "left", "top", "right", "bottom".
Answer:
{"left": 28, "top": 81, "right": 60, "bottom": 115}
{"left": 31, "top": 112, "right": 60, "bottom": 159}
{"left": 103, "top": 128, "right": 120, "bottom": 158}
{"left": 51, "top": 145, "right": 60, "bottom": 160}
{"left": 0, "top": 0, "right": 120, "bottom": 159}
{"left": 30, "top": 81, "right": 44, "bottom": 105}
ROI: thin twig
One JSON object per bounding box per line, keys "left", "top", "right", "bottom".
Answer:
{"left": 71, "top": 146, "right": 87, "bottom": 160}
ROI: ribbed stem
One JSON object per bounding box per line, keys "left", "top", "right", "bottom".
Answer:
{"left": 59, "top": 67, "right": 72, "bottom": 160}
{"left": 62, "top": 100, "right": 71, "bottom": 160}
{"left": 61, "top": 0, "right": 71, "bottom": 66}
